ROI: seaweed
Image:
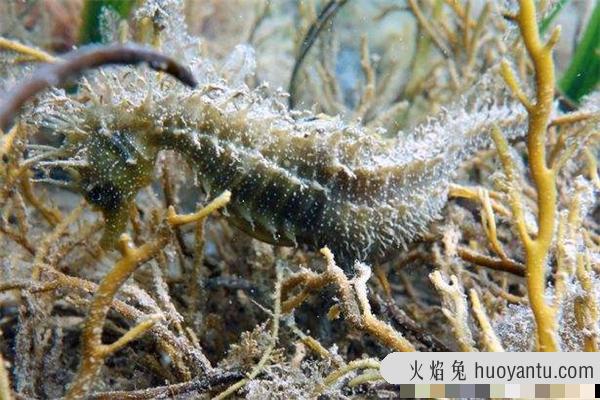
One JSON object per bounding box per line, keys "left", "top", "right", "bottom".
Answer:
{"left": 0, "top": 1, "right": 598, "bottom": 399}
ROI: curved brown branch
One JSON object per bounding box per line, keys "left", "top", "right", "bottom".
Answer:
{"left": 457, "top": 246, "right": 526, "bottom": 277}
{"left": 0, "top": 44, "right": 197, "bottom": 132}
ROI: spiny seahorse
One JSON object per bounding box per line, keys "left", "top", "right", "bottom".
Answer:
{"left": 1, "top": 45, "right": 527, "bottom": 268}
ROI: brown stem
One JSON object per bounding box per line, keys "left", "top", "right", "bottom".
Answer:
{"left": 458, "top": 246, "right": 525, "bottom": 277}
{"left": 0, "top": 44, "right": 196, "bottom": 132}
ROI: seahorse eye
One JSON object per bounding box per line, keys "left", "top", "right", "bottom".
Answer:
{"left": 86, "top": 182, "right": 123, "bottom": 212}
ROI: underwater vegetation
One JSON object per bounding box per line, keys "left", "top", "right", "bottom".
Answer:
{"left": 0, "top": 0, "right": 598, "bottom": 399}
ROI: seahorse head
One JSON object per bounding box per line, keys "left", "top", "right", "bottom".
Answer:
{"left": 75, "top": 129, "right": 158, "bottom": 247}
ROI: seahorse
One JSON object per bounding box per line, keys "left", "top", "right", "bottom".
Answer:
{"left": 1, "top": 45, "right": 527, "bottom": 268}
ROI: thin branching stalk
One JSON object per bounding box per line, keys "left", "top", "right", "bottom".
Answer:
{"left": 322, "top": 248, "right": 416, "bottom": 352}
{"left": 66, "top": 234, "right": 169, "bottom": 400}
{"left": 498, "top": 0, "right": 561, "bottom": 351}
{"left": 314, "top": 358, "right": 380, "bottom": 395}
{"left": 574, "top": 253, "right": 599, "bottom": 352}
{"left": 167, "top": 191, "right": 231, "bottom": 226}
{"left": 0, "top": 37, "right": 57, "bottom": 63}
{"left": 430, "top": 271, "right": 477, "bottom": 352}
{"left": 469, "top": 289, "right": 505, "bottom": 352}
{"left": 67, "top": 192, "right": 231, "bottom": 399}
